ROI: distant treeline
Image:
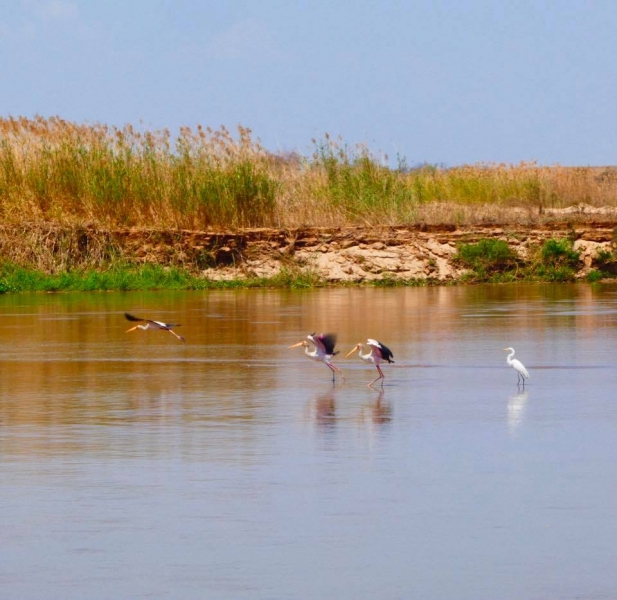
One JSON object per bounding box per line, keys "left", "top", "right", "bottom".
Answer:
{"left": 1, "top": 116, "right": 616, "bottom": 229}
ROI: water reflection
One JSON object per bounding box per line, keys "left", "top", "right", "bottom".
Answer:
{"left": 507, "top": 389, "right": 529, "bottom": 434}
{"left": 368, "top": 389, "right": 392, "bottom": 426}
{"left": 2, "top": 285, "right": 617, "bottom": 599}
{"left": 312, "top": 387, "right": 337, "bottom": 428}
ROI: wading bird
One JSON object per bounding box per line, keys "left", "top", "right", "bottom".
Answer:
{"left": 345, "top": 339, "right": 394, "bottom": 387}
{"left": 125, "top": 313, "right": 185, "bottom": 342}
{"left": 504, "top": 347, "right": 529, "bottom": 386}
{"left": 289, "top": 333, "right": 345, "bottom": 382}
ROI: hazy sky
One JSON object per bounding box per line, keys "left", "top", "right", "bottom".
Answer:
{"left": 2, "top": 0, "right": 616, "bottom": 166}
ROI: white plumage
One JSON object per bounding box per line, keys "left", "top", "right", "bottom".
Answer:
{"left": 125, "top": 313, "right": 185, "bottom": 342}
{"left": 289, "top": 332, "right": 345, "bottom": 382}
{"left": 346, "top": 338, "right": 394, "bottom": 387}
{"left": 504, "top": 347, "right": 529, "bottom": 386}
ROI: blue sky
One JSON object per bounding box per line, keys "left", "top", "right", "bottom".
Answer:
{"left": 1, "top": 0, "right": 616, "bottom": 166}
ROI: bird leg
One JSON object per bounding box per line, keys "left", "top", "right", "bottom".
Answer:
{"left": 368, "top": 365, "right": 385, "bottom": 387}
{"left": 327, "top": 362, "right": 345, "bottom": 382}
{"left": 167, "top": 329, "right": 186, "bottom": 342}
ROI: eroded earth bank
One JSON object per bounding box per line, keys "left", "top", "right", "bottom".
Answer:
{"left": 185, "top": 223, "right": 617, "bottom": 282}
{"left": 6, "top": 220, "right": 616, "bottom": 283}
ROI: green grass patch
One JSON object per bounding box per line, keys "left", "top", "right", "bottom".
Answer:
{"left": 593, "top": 248, "right": 614, "bottom": 267}
{"left": 526, "top": 238, "right": 581, "bottom": 282}
{"left": 586, "top": 248, "right": 617, "bottom": 282}
{"left": 261, "top": 266, "right": 324, "bottom": 288}
{"left": 587, "top": 269, "right": 605, "bottom": 283}
{"left": 369, "top": 274, "right": 427, "bottom": 287}
{"left": 455, "top": 238, "right": 521, "bottom": 282}
{"left": 0, "top": 261, "right": 330, "bottom": 293}
{"left": 454, "top": 237, "right": 586, "bottom": 283}
{"left": 0, "top": 262, "right": 203, "bottom": 292}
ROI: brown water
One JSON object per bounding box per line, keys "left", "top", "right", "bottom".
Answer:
{"left": 2, "top": 284, "right": 617, "bottom": 599}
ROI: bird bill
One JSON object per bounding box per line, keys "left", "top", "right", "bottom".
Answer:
{"left": 344, "top": 345, "right": 360, "bottom": 358}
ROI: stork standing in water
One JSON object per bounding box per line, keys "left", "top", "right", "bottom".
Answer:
{"left": 345, "top": 339, "right": 394, "bottom": 387}
{"left": 289, "top": 333, "right": 345, "bottom": 382}
{"left": 124, "top": 313, "right": 185, "bottom": 342}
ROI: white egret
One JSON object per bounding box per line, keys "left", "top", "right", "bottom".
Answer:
{"left": 503, "top": 347, "right": 529, "bottom": 386}
{"left": 125, "top": 313, "right": 185, "bottom": 342}
{"left": 345, "top": 339, "right": 394, "bottom": 387}
{"left": 289, "top": 332, "right": 345, "bottom": 382}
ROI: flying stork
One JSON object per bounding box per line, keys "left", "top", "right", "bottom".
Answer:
{"left": 124, "top": 313, "right": 185, "bottom": 342}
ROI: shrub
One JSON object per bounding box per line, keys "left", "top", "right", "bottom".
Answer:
{"left": 540, "top": 238, "right": 580, "bottom": 268}
{"left": 587, "top": 269, "right": 605, "bottom": 283}
{"left": 527, "top": 238, "right": 581, "bottom": 282}
{"left": 455, "top": 239, "right": 520, "bottom": 281}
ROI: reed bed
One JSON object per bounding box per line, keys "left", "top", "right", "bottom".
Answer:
{"left": 2, "top": 116, "right": 617, "bottom": 230}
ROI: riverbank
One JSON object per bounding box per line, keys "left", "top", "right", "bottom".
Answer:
{"left": 1, "top": 216, "right": 616, "bottom": 292}
{"left": 3, "top": 117, "right": 617, "bottom": 291}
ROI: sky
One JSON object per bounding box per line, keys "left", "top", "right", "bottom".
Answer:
{"left": 1, "top": 0, "right": 616, "bottom": 166}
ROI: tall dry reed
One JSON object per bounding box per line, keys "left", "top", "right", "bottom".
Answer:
{"left": 1, "top": 116, "right": 617, "bottom": 230}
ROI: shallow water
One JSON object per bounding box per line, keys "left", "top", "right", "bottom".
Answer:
{"left": 2, "top": 284, "right": 617, "bottom": 599}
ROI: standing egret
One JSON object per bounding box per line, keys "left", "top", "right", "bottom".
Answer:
{"left": 503, "top": 347, "right": 529, "bottom": 386}
{"left": 289, "top": 333, "right": 345, "bottom": 382}
{"left": 125, "top": 313, "right": 185, "bottom": 342}
{"left": 345, "top": 339, "right": 394, "bottom": 387}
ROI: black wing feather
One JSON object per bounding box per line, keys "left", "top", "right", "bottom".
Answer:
{"left": 378, "top": 341, "right": 395, "bottom": 363}
{"left": 319, "top": 333, "right": 338, "bottom": 355}
{"left": 125, "top": 313, "right": 145, "bottom": 322}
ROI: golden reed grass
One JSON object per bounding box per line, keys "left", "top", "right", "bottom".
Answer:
{"left": 2, "top": 116, "right": 617, "bottom": 230}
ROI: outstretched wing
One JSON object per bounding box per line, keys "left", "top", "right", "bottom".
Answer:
{"left": 368, "top": 339, "right": 395, "bottom": 363}
{"left": 316, "top": 333, "right": 338, "bottom": 356}
{"left": 152, "top": 320, "right": 181, "bottom": 329}
{"left": 125, "top": 313, "right": 146, "bottom": 323}
{"left": 126, "top": 313, "right": 181, "bottom": 330}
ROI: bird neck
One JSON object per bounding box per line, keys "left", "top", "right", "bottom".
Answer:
{"left": 305, "top": 345, "right": 318, "bottom": 358}
{"left": 358, "top": 345, "right": 372, "bottom": 361}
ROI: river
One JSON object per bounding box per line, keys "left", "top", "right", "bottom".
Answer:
{"left": 1, "top": 284, "right": 617, "bottom": 599}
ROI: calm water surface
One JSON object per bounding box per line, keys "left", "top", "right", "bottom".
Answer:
{"left": 2, "top": 284, "right": 617, "bottom": 599}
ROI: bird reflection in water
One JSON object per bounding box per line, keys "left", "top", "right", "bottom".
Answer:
{"left": 371, "top": 389, "right": 392, "bottom": 425}
{"left": 507, "top": 389, "right": 529, "bottom": 434}
{"left": 359, "top": 389, "right": 392, "bottom": 426}
{"left": 308, "top": 387, "right": 337, "bottom": 431}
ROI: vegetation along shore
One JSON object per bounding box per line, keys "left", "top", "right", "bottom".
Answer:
{"left": 1, "top": 116, "right": 617, "bottom": 291}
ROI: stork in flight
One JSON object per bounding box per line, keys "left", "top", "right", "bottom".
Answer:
{"left": 345, "top": 339, "right": 394, "bottom": 387}
{"left": 124, "top": 313, "right": 185, "bottom": 342}
{"left": 289, "top": 332, "right": 345, "bottom": 382}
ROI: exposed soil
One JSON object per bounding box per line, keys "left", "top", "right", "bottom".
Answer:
{"left": 3, "top": 213, "right": 617, "bottom": 283}
{"left": 179, "top": 221, "right": 617, "bottom": 282}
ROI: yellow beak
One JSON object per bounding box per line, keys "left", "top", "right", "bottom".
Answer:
{"left": 288, "top": 341, "right": 304, "bottom": 349}
{"left": 345, "top": 345, "right": 360, "bottom": 359}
